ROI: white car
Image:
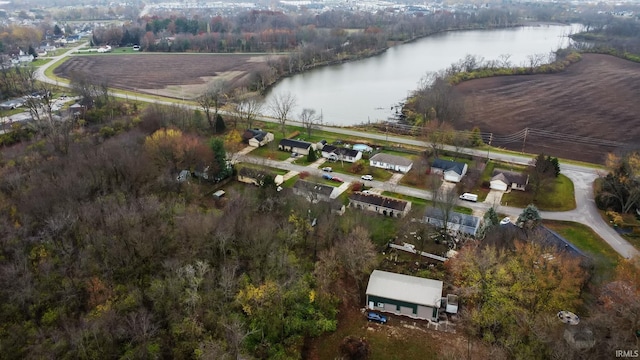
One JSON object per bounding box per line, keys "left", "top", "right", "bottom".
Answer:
{"left": 361, "top": 175, "right": 373, "bottom": 181}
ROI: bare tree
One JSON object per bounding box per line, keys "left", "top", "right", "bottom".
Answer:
{"left": 24, "top": 82, "right": 76, "bottom": 155}
{"left": 430, "top": 177, "right": 460, "bottom": 243}
{"left": 268, "top": 91, "right": 297, "bottom": 136}
{"left": 197, "top": 80, "right": 228, "bottom": 133}
{"left": 299, "top": 108, "right": 322, "bottom": 138}
{"left": 234, "top": 96, "right": 263, "bottom": 130}
{"left": 69, "top": 71, "right": 110, "bottom": 109}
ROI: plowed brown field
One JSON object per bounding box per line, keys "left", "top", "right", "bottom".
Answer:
{"left": 454, "top": 54, "right": 640, "bottom": 164}
{"left": 54, "top": 53, "right": 275, "bottom": 100}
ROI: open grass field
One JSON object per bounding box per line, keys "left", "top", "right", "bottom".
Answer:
{"left": 53, "top": 53, "right": 278, "bottom": 100}
{"left": 454, "top": 54, "right": 640, "bottom": 164}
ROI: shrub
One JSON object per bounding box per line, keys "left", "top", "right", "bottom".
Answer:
{"left": 349, "top": 160, "right": 365, "bottom": 174}
{"left": 299, "top": 171, "right": 309, "bottom": 179}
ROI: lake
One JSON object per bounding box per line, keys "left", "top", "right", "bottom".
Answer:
{"left": 264, "top": 24, "right": 583, "bottom": 126}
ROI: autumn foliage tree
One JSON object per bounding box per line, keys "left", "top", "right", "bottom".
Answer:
{"left": 144, "top": 128, "right": 213, "bottom": 172}
{"left": 448, "top": 240, "right": 587, "bottom": 358}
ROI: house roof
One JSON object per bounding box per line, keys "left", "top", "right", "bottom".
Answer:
{"left": 423, "top": 207, "right": 480, "bottom": 235}
{"left": 293, "top": 180, "right": 334, "bottom": 196}
{"left": 366, "top": 270, "right": 443, "bottom": 308}
{"left": 490, "top": 173, "right": 509, "bottom": 185}
{"left": 369, "top": 153, "right": 413, "bottom": 167}
{"left": 500, "top": 223, "right": 588, "bottom": 258}
{"left": 432, "top": 158, "right": 466, "bottom": 175}
{"left": 321, "top": 144, "right": 361, "bottom": 158}
{"left": 491, "top": 169, "right": 528, "bottom": 185}
{"left": 279, "top": 138, "right": 311, "bottom": 149}
{"left": 243, "top": 128, "right": 270, "bottom": 142}
{"left": 349, "top": 192, "right": 409, "bottom": 211}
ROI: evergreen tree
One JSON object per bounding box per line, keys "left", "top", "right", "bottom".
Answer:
{"left": 215, "top": 114, "right": 226, "bottom": 133}
{"left": 517, "top": 204, "right": 541, "bottom": 230}
{"left": 53, "top": 24, "right": 63, "bottom": 36}
{"left": 307, "top": 149, "right": 317, "bottom": 162}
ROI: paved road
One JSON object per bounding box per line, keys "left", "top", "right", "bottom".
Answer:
{"left": 35, "top": 47, "right": 640, "bottom": 260}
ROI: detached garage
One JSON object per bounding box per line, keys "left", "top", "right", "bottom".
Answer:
{"left": 366, "top": 270, "right": 443, "bottom": 322}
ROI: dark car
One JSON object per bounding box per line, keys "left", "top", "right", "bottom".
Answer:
{"left": 367, "top": 312, "right": 387, "bottom": 324}
{"left": 322, "top": 173, "right": 333, "bottom": 180}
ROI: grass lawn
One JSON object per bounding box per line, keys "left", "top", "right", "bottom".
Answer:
{"left": 399, "top": 172, "right": 441, "bottom": 190}
{"left": 501, "top": 174, "right": 575, "bottom": 211}
{"left": 543, "top": 220, "right": 621, "bottom": 283}
{"left": 250, "top": 144, "right": 291, "bottom": 161}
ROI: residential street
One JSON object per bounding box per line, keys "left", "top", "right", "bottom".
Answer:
{"left": 34, "top": 47, "right": 640, "bottom": 260}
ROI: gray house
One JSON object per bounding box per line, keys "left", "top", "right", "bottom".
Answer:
{"left": 423, "top": 207, "right": 481, "bottom": 237}
{"left": 490, "top": 169, "right": 529, "bottom": 191}
{"left": 366, "top": 270, "right": 443, "bottom": 322}
{"left": 349, "top": 192, "right": 411, "bottom": 218}
{"left": 278, "top": 139, "right": 312, "bottom": 155}
{"left": 292, "top": 180, "right": 335, "bottom": 202}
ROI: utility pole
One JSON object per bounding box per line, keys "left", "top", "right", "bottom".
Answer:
{"left": 522, "top": 128, "right": 528, "bottom": 153}
{"left": 487, "top": 132, "right": 493, "bottom": 160}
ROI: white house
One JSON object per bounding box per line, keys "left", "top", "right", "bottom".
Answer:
{"left": 366, "top": 270, "right": 443, "bottom": 322}
{"left": 243, "top": 129, "right": 274, "bottom": 147}
{"left": 431, "top": 158, "right": 468, "bottom": 183}
{"left": 369, "top": 153, "right": 413, "bottom": 173}
{"left": 490, "top": 170, "right": 529, "bottom": 191}
{"left": 321, "top": 145, "right": 362, "bottom": 163}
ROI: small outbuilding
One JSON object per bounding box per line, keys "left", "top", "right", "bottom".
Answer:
{"left": 366, "top": 270, "right": 443, "bottom": 322}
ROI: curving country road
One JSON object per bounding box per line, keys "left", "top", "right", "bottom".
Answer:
{"left": 34, "top": 45, "right": 640, "bottom": 260}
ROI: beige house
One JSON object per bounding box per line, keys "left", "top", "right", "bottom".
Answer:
{"left": 369, "top": 153, "right": 413, "bottom": 173}
{"left": 490, "top": 170, "right": 529, "bottom": 191}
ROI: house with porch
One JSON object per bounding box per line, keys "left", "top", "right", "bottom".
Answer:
{"left": 431, "top": 158, "right": 468, "bottom": 183}
{"left": 243, "top": 129, "right": 274, "bottom": 147}
{"left": 349, "top": 192, "right": 411, "bottom": 218}
{"left": 369, "top": 153, "right": 413, "bottom": 173}
{"left": 278, "top": 139, "right": 312, "bottom": 155}
{"left": 366, "top": 270, "right": 443, "bottom": 322}
{"left": 490, "top": 169, "right": 529, "bottom": 191}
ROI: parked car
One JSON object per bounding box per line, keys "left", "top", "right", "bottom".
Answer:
{"left": 322, "top": 167, "right": 333, "bottom": 172}
{"left": 331, "top": 176, "right": 344, "bottom": 183}
{"left": 366, "top": 312, "right": 387, "bottom": 324}
{"left": 361, "top": 174, "right": 373, "bottom": 181}
{"left": 290, "top": 152, "right": 298, "bottom": 158}
{"left": 322, "top": 173, "right": 333, "bottom": 180}
{"left": 459, "top": 193, "right": 478, "bottom": 202}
